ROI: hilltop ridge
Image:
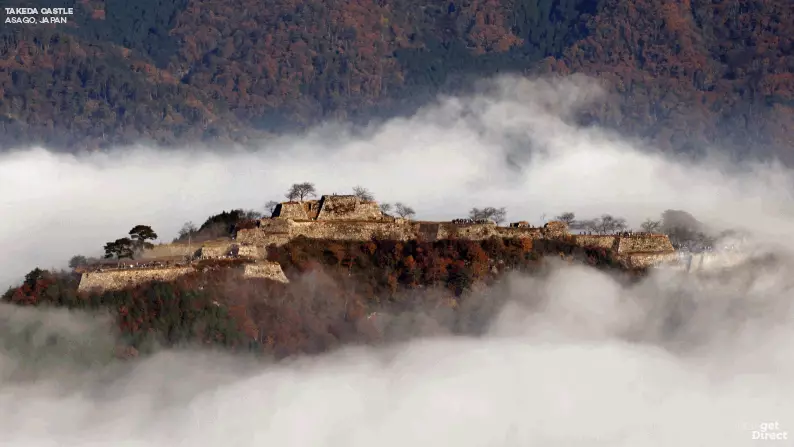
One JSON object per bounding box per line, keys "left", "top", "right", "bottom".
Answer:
{"left": 71, "top": 193, "right": 677, "bottom": 295}
{"left": 1, "top": 0, "right": 792, "bottom": 160}
{"left": 2, "top": 192, "right": 686, "bottom": 358}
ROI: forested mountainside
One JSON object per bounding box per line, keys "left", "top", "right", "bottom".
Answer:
{"left": 1, "top": 0, "right": 792, "bottom": 159}
{"left": 2, "top": 236, "right": 635, "bottom": 359}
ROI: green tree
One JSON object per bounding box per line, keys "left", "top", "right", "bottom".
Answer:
{"left": 104, "top": 238, "right": 135, "bottom": 265}
{"left": 128, "top": 225, "right": 158, "bottom": 253}
{"left": 68, "top": 255, "right": 88, "bottom": 269}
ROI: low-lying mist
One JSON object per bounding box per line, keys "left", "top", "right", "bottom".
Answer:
{"left": 2, "top": 75, "right": 794, "bottom": 288}
{"left": 1, "top": 258, "right": 792, "bottom": 446}
{"left": 1, "top": 74, "right": 793, "bottom": 445}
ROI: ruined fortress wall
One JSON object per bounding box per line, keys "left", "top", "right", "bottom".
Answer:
{"left": 276, "top": 202, "right": 310, "bottom": 220}
{"left": 316, "top": 196, "right": 383, "bottom": 221}
{"left": 620, "top": 252, "right": 679, "bottom": 269}
{"left": 241, "top": 262, "right": 289, "bottom": 283}
{"left": 236, "top": 222, "right": 288, "bottom": 245}
{"left": 78, "top": 267, "right": 194, "bottom": 293}
{"left": 291, "top": 220, "right": 416, "bottom": 241}
{"left": 198, "top": 245, "right": 231, "bottom": 258}
{"left": 437, "top": 223, "right": 500, "bottom": 240}
{"left": 542, "top": 221, "right": 569, "bottom": 238}
{"left": 614, "top": 235, "right": 675, "bottom": 254}
{"left": 496, "top": 227, "right": 544, "bottom": 239}
{"left": 142, "top": 244, "right": 194, "bottom": 258}
{"left": 573, "top": 235, "right": 616, "bottom": 250}
{"left": 259, "top": 218, "right": 291, "bottom": 232}
{"left": 237, "top": 245, "right": 267, "bottom": 259}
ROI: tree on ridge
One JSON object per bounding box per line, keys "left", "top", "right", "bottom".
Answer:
{"left": 286, "top": 182, "right": 317, "bottom": 201}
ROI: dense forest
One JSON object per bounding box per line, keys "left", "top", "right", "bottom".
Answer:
{"left": 0, "top": 0, "right": 791, "bottom": 159}
{"left": 2, "top": 235, "right": 640, "bottom": 359}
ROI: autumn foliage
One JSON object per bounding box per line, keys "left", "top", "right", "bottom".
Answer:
{"left": 2, "top": 0, "right": 790, "bottom": 158}
{"left": 3, "top": 235, "right": 638, "bottom": 359}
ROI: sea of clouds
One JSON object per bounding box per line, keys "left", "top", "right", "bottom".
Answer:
{"left": 0, "top": 75, "right": 793, "bottom": 445}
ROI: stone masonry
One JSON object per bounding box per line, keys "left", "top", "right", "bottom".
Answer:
{"left": 233, "top": 194, "right": 679, "bottom": 269}
{"left": 77, "top": 261, "right": 288, "bottom": 293}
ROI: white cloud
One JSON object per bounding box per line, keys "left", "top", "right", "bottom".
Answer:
{"left": 1, "top": 75, "right": 793, "bottom": 446}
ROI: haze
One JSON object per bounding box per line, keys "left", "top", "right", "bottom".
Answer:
{"left": 0, "top": 75, "right": 792, "bottom": 445}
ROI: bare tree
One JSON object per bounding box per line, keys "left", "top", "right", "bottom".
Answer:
{"left": 264, "top": 200, "right": 279, "bottom": 215}
{"left": 469, "top": 207, "right": 507, "bottom": 224}
{"left": 555, "top": 212, "right": 576, "bottom": 226}
{"left": 286, "top": 182, "right": 317, "bottom": 201}
{"left": 178, "top": 221, "right": 197, "bottom": 239}
{"left": 352, "top": 186, "right": 374, "bottom": 201}
{"left": 242, "top": 209, "right": 263, "bottom": 220}
{"left": 379, "top": 203, "right": 392, "bottom": 214}
{"left": 640, "top": 218, "right": 662, "bottom": 233}
{"left": 583, "top": 214, "right": 628, "bottom": 234}
{"left": 394, "top": 202, "right": 416, "bottom": 219}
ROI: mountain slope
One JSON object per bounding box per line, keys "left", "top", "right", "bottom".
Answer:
{"left": 0, "top": 0, "right": 792, "bottom": 158}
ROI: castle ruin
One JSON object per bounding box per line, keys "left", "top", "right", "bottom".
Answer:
{"left": 77, "top": 194, "right": 677, "bottom": 293}
{"left": 234, "top": 194, "right": 677, "bottom": 268}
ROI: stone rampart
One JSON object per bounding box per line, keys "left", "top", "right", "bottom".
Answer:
{"left": 241, "top": 262, "right": 289, "bottom": 283}
{"left": 316, "top": 195, "right": 384, "bottom": 221}
{"left": 197, "top": 245, "right": 231, "bottom": 259}
{"left": 236, "top": 214, "right": 678, "bottom": 270}
{"left": 78, "top": 261, "right": 290, "bottom": 293}
{"left": 237, "top": 244, "right": 267, "bottom": 259}
{"left": 573, "top": 235, "right": 617, "bottom": 249}
{"left": 274, "top": 201, "right": 312, "bottom": 220}
{"left": 614, "top": 235, "right": 675, "bottom": 254}
{"left": 496, "top": 226, "right": 545, "bottom": 239}
{"left": 619, "top": 252, "right": 679, "bottom": 269}
{"left": 142, "top": 243, "right": 194, "bottom": 258}
{"left": 77, "top": 267, "right": 194, "bottom": 293}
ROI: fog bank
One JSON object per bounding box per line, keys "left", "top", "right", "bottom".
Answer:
{"left": 3, "top": 76, "right": 794, "bottom": 288}
{"left": 1, "top": 75, "right": 793, "bottom": 445}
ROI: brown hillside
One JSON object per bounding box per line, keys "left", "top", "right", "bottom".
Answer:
{"left": 0, "top": 0, "right": 791, "bottom": 158}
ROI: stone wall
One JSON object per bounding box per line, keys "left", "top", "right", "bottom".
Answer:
{"left": 241, "top": 262, "right": 289, "bottom": 283}
{"left": 236, "top": 216, "right": 679, "bottom": 271}
{"left": 197, "top": 245, "right": 231, "bottom": 259}
{"left": 274, "top": 202, "right": 311, "bottom": 220}
{"left": 291, "top": 220, "right": 415, "bottom": 240}
{"left": 78, "top": 261, "right": 290, "bottom": 293}
{"left": 573, "top": 235, "right": 617, "bottom": 249}
{"left": 77, "top": 267, "right": 195, "bottom": 293}
{"left": 614, "top": 235, "right": 675, "bottom": 254}
{"left": 316, "top": 195, "right": 384, "bottom": 221}
{"left": 619, "top": 252, "right": 679, "bottom": 269}
{"left": 142, "top": 243, "right": 194, "bottom": 258}
{"left": 239, "top": 219, "right": 574, "bottom": 248}
{"left": 543, "top": 221, "right": 569, "bottom": 238}
{"left": 496, "top": 226, "right": 545, "bottom": 239}
{"left": 237, "top": 244, "right": 267, "bottom": 259}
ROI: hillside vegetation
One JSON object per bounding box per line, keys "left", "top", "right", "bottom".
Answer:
{"left": 1, "top": 0, "right": 792, "bottom": 159}
{"left": 2, "top": 236, "right": 640, "bottom": 359}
